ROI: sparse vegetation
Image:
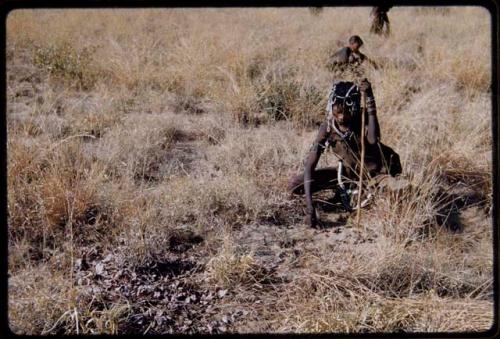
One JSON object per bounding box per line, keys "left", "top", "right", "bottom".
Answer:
{"left": 7, "top": 7, "right": 493, "bottom": 334}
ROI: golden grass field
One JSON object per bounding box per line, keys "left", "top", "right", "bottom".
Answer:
{"left": 7, "top": 7, "right": 494, "bottom": 334}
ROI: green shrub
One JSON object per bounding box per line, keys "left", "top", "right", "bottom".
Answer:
{"left": 256, "top": 65, "right": 324, "bottom": 126}
{"left": 33, "top": 42, "right": 99, "bottom": 90}
{"left": 257, "top": 78, "right": 300, "bottom": 121}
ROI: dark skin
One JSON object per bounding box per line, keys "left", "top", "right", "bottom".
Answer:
{"left": 349, "top": 42, "right": 379, "bottom": 69}
{"left": 303, "top": 79, "right": 380, "bottom": 228}
{"left": 329, "top": 42, "right": 379, "bottom": 71}
{"left": 346, "top": 42, "right": 366, "bottom": 66}
{"left": 349, "top": 41, "right": 362, "bottom": 54}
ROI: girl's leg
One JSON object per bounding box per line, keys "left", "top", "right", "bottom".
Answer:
{"left": 288, "top": 167, "right": 338, "bottom": 195}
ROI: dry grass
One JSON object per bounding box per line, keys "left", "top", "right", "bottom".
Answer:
{"left": 7, "top": 7, "right": 494, "bottom": 334}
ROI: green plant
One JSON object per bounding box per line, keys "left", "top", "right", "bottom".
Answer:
{"left": 33, "top": 42, "right": 99, "bottom": 90}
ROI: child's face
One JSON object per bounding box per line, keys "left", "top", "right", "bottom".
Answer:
{"left": 350, "top": 42, "right": 360, "bottom": 52}
{"left": 332, "top": 103, "right": 352, "bottom": 126}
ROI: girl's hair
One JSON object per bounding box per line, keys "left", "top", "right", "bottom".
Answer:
{"left": 325, "top": 81, "right": 361, "bottom": 133}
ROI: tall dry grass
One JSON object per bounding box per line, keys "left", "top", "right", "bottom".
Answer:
{"left": 7, "top": 7, "right": 494, "bottom": 334}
